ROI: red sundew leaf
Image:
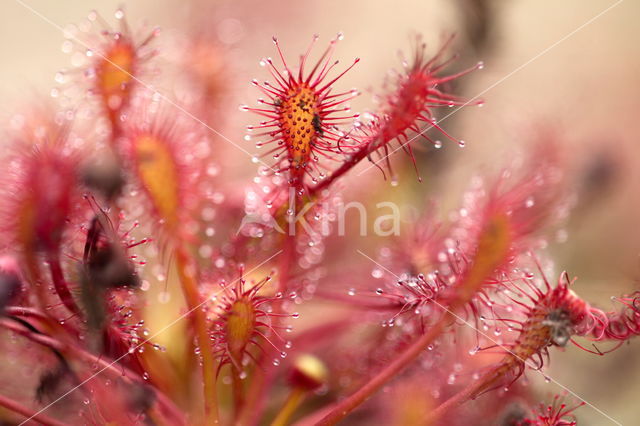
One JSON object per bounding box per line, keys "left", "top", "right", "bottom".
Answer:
{"left": 120, "top": 98, "right": 207, "bottom": 238}
{"left": 353, "top": 35, "right": 483, "bottom": 181}
{"left": 204, "top": 266, "right": 296, "bottom": 372}
{"left": 0, "top": 114, "right": 83, "bottom": 257}
{"left": 60, "top": 8, "right": 159, "bottom": 137}
{"left": 244, "top": 34, "right": 361, "bottom": 191}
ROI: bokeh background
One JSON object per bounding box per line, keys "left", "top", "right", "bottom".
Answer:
{"left": 1, "top": 0, "right": 639, "bottom": 424}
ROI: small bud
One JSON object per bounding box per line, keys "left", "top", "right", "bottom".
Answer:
{"left": 289, "top": 354, "right": 328, "bottom": 391}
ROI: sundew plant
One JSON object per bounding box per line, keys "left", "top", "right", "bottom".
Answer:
{"left": 0, "top": 1, "right": 637, "bottom": 425}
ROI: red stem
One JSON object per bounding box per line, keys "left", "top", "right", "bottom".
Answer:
{"left": 0, "top": 318, "right": 185, "bottom": 425}
{"left": 278, "top": 233, "right": 296, "bottom": 293}
{"left": 427, "top": 371, "right": 494, "bottom": 423}
{"left": 231, "top": 364, "right": 245, "bottom": 418}
{"left": 5, "top": 305, "right": 79, "bottom": 340}
{"left": 5, "top": 306, "right": 57, "bottom": 324}
{"left": 313, "top": 311, "right": 451, "bottom": 425}
{"left": 0, "top": 393, "right": 66, "bottom": 426}
{"left": 174, "top": 245, "right": 219, "bottom": 425}
{"left": 24, "top": 251, "right": 53, "bottom": 317}
{"left": 237, "top": 368, "right": 269, "bottom": 426}
{"left": 237, "top": 230, "right": 297, "bottom": 425}
{"left": 47, "top": 253, "right": 82, "bottom": 317}
{"left": 310, "top": 147, "right": 369, "bottom": 196}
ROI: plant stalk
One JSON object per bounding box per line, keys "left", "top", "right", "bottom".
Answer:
{"left": 174, "top": 245, "right": 220, "bottom": 425}
{"left": 271, "top": 387, "right": 306, "bottom": 426}
{"left": 427, "top": 366, "right": 503, "bottom": 423}
{"left": 0, "top": 318, "right": 185, "bottom": 425}
{"left": 236, "top": 229, "right": 297, "bottom": 425}
{"left": 47, "top": 253, "right": 82, "bottom": 317}
{"left": 315, "top": 311, "right": 451, "bottom": 425}
{"left": 231, "top": 364, "right": 245, "bottom": 419}
{"left": 0, "top": 393, "right": 66, "bottom": 426}
{"left": 310, "top": 148, "right": 369, "bottom": 197}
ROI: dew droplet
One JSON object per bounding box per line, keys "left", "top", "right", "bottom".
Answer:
{"left": 158, "top": 292, "right": 171, "bottom": 304}
{"left": 61, "top": 40, "right": 73, "bottom": 54}
{"left": 525, "top": 197, "right": 535, "bottom": 208}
